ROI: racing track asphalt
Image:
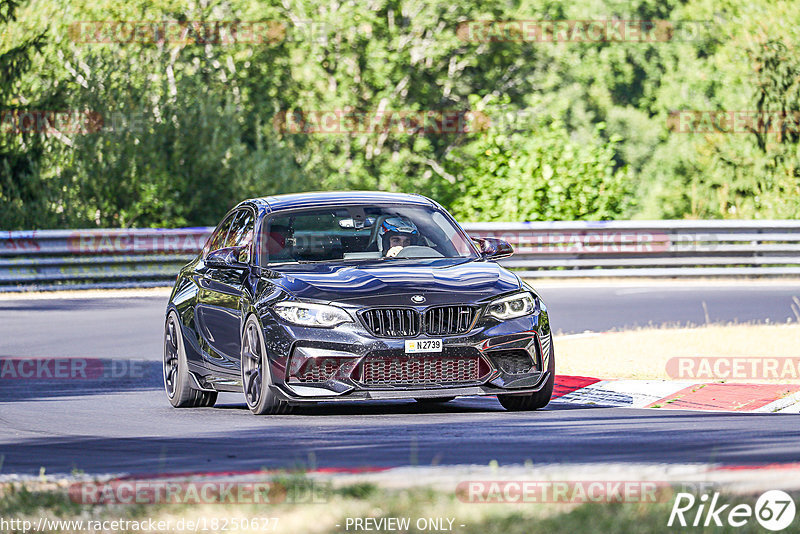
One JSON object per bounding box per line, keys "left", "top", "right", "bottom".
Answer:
{"left": 1, "top": 281, "right": 799, "bottom": 476}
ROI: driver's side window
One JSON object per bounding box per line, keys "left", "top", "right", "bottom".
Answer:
{"left": 203, "top": 209, "right": 255, "bottom": 262}
{"left": 226, "top": 209, "right": 255, "bottom": 263}
{"left": 203, "top": 213, "right": 236, "bottom": 258}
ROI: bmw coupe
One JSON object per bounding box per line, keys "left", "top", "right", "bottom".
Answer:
{"left": 163, "top": 192, "right": 554, "bottom": 414}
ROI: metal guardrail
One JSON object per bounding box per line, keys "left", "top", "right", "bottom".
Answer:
{"left": 465, "top": 220, "right": 800, "bottom": 278}
{"left": 0, "top": 228, "right": 210, "bottom": 292}
{"left": 2, "top": 221, "right": 800, "bottom": 291}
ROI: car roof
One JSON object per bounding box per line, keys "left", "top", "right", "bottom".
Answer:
{"left": 239, "top": 191, "right": 436, "bottom": 213}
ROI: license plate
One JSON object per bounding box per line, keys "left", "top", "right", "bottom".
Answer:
{"left": 405, "top": 339, "right": 442, "bottom": 353}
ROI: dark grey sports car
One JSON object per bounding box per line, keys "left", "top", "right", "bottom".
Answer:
{"left": 164, "top": 191, "right": 554, "bottom": 414}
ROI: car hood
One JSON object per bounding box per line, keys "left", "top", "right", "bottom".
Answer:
{"left": 268, "top": 258, "right": 521, "bottom": 306}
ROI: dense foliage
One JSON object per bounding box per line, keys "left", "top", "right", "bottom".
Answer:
{"left": 1, "top": 0, "right": 798, "bottom": 228}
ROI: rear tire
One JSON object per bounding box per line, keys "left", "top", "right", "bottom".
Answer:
{"left": 497, "top": 340, "right": 555, "bottom": 411}
{"left": 241, "top": 315, "right": 292, "bottom": 415}
{"left": 163, "top": 311, "right": 217, "bottom": 408}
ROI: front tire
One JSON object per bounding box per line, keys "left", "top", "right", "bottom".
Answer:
{"left": 497, "top": 340, "right": 555, "bottom": 411}
{"left": 163, "top": 311, "right": 217, "bottom": 408}
{"left": 241, "top": 315, "right": 292, "bottom": 415}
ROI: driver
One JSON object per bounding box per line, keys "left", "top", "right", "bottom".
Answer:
{"left": 379, "top": 216, "right": 420, "bottom": 257}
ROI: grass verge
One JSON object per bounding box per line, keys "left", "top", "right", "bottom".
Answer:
{"left": 1, "top": 476, "right": 795, "bottom": 534}
{"left": 555, "top": 323, "right": 800, "bottom": 381}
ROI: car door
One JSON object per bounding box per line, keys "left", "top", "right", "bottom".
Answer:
{"left": 195, "top": 208, "right": 255, "bottom": 377}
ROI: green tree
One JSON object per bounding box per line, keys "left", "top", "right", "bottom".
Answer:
{"left": 0, "top": 0, "right": 53, "bottom": 228}
{"left": 446, "top": 115, "right": 633, "bottom": 222}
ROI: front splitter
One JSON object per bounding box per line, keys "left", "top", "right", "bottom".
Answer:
{"left": 272, "top": 371, "right": 551, "bottom": 403}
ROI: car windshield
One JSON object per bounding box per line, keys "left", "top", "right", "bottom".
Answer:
{"left": 256, "top": 204, "right": 478, "bottom": 266}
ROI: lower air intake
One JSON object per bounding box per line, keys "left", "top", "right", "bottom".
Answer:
{"left": 360, "top": 355, "right": 484, "bottom": 386}
{"left": 490, "top": 350, "right": 535, "bottom": 375}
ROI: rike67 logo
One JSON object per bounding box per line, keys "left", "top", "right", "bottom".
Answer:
{"left": 669, "top": 490, "right": 796, "bottom": 531}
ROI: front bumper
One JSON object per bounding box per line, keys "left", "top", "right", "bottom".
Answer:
{"left": 263, "top": 311, "right": 552, "bottom": 404}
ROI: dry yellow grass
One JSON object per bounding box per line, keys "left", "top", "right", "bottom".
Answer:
{"left": 555, "top": 323, "right": 800, "bottom": 381}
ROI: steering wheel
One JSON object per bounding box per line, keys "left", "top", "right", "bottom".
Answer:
{"left": 393, "top": 246, "right": 444, "bottom": 258}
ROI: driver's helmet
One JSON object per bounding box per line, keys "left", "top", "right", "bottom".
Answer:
{"left": 378, "top": 216, "right": 419, "bottom": 252}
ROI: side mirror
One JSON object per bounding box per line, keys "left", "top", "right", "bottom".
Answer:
{"left": 472, "top": 237, "right": 514, "bottom": 260}
{"left": 205, "top": 246, "right": 249, "bottom": 269}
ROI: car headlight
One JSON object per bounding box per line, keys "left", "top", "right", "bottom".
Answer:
{"left": 486, "top": 292, "right": 538, "bottom": 320}
{"left": 273, "top": 301, "right": 352, "bottom": 327}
